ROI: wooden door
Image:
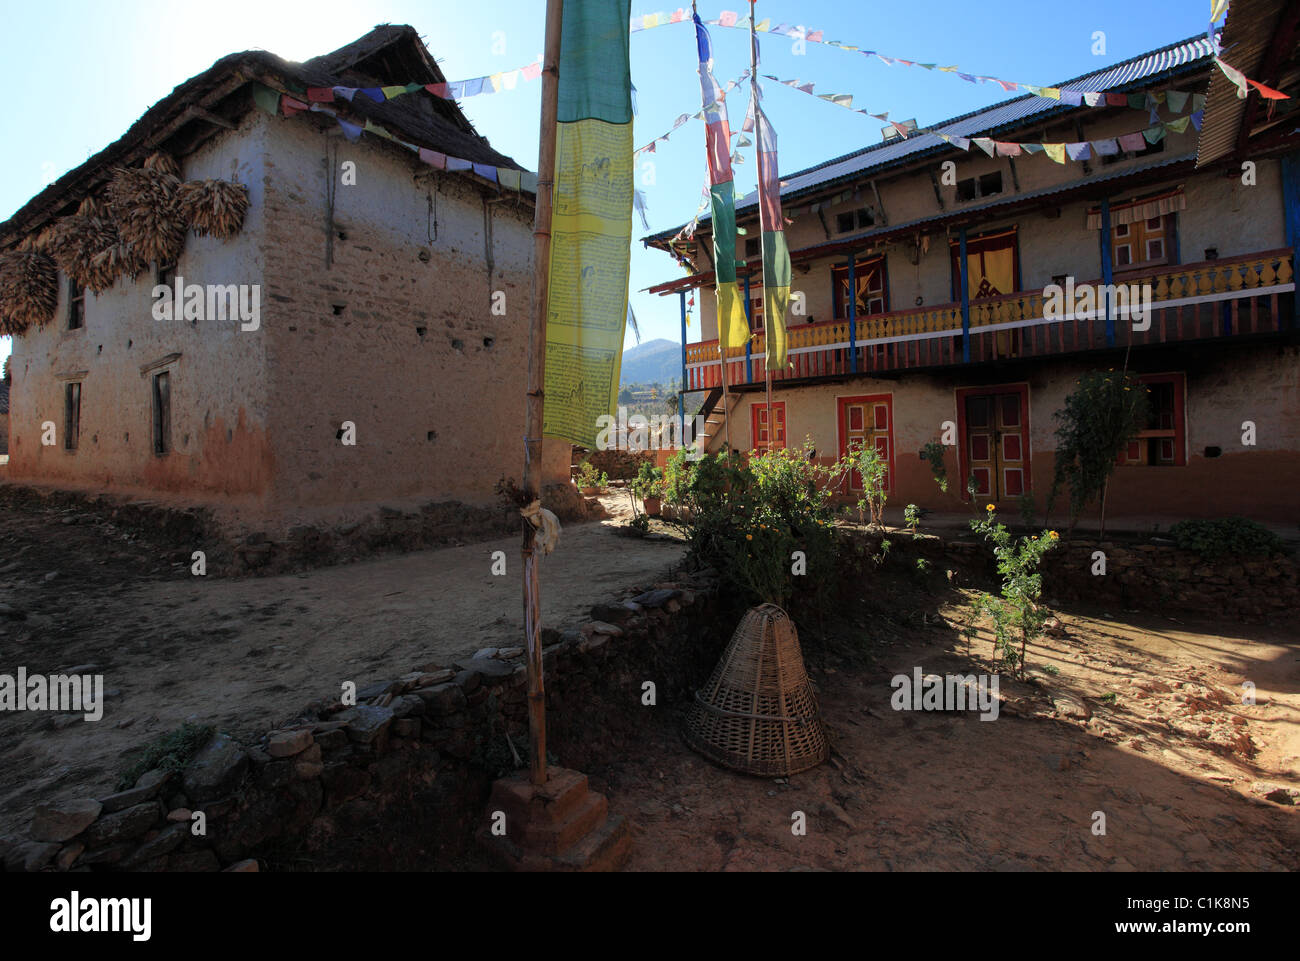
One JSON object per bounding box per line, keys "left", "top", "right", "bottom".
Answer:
{"left": 838, "top": 394, "right": 893, "bottom": 494}
{"left": 959, "top": 387, "right": 1029, "bottom": 501}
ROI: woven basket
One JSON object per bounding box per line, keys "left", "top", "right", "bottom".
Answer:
{"left": 685, "top": 604, "right": 829, "bottom": 777}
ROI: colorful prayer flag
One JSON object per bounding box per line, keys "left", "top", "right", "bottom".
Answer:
{"left": 694, "top": 11, "right": 750, "bottom": 354}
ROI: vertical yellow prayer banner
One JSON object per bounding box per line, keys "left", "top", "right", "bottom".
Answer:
{"left": 542, "top": 0, "right": 633, "bottom": 449}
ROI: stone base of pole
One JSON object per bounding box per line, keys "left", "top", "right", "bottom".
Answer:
{"left": 477, "top": 767, "right": 631, "bottom": 872}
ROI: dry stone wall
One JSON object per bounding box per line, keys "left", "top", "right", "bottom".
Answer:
{"left": 4, "top": 570, "right": 725, "bottom": 872}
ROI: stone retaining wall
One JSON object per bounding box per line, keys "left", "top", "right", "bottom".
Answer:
{"left": 4, "top": 571, "right": 725, "bottom": 873}
{"left": 0, "top": 481, "right": 599, "bottom": 577}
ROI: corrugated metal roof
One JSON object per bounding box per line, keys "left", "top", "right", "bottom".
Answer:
{"left": 1197, "top": 0, "right": 1287, "bottom": 167}
{"left": 646, "top": 34, "right": 1215, "bottom": 242}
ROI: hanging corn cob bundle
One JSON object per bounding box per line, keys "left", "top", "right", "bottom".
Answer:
{"left": 91, "top": 239, "right": 150, "bottom": 284}
{"left": 0, "top": 247, "right": 59, "bottom": 334}
{"left": 49, "top": 196, "right": 123, "bottom": 294}
{"left": 142, "top": 151, "right": 181, "bottom": 179}
{"left": 105, "top": 155, "right": 185, "bottom": 266}
{"left": 176, "top": 179, "right": 250, "bottom": 240}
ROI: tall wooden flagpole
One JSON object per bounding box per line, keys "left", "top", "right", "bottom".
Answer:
{"left": 522, "top": 0, "right": 564, "bottom": 787}
{"left": 749, "top": 3, "right": 775, "bottom": 454}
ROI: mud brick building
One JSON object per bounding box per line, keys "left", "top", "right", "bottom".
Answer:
{"left": 0, "top": 26, "right": 570, "bottom": 533}
{"left": 647, "top": 12, "right": 1299, "bottom": 525}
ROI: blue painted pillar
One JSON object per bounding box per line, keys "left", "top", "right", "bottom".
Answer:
{"left": 743, "top": 272, "right": 754, "bottom": 384}
{"left": 678, "top": 290, "right": 688, "bottom": 426}
{"left": 1282, "top": 152, "right": 1300, "bottom": 329}
{"left": 959, "top": 228, "right": 971, "bottom": 363}
{"left": 1100, "top": 198, "right": 1115, "bottom": 346}
{"left": 847, "top": 257, "right": 858, "bottom": 373}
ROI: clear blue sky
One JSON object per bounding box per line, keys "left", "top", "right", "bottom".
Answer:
{"left": 0, "top": 0, "right": 1213, "bottom": 373}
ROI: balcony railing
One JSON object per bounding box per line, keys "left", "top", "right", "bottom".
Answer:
{"left": 683, "top": 248, "right": 1295, "bottom": 390}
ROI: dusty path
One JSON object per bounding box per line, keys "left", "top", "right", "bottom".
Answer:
{"left": 593, "top": 595, "right": 1300, "bottom": 871}
{"left": 0, "top": 493, "right": 685, "bottom": 839}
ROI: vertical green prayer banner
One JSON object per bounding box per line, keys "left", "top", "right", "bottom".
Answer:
{"left": 543, "top": 0, "right": 634, "bottom": 448}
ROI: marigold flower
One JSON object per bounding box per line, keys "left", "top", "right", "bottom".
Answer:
{"left": 746, "top": 534, "right": 753, "bottom": 541}
{"left": 986, "top": 504, "right": 996, "bottom": 513}
{"left": 1049, "top": 531, "right": 1060, "bottom": 540}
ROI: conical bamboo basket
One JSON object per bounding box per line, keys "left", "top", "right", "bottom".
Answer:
{"left": 685, "top": 604, "right": 828, "bottom": 777}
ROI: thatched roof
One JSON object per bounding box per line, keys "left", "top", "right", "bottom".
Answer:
{"left": 0, "top": 25, "right": 529, "bottom": 250}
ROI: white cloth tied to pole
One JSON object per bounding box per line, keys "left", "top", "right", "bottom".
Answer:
{"left": 521, "top": 500, "right": 562, "bottom": 556}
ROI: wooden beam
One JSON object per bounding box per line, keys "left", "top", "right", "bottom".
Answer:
{"left": 1235, "top": 0, "right": 1300, "bottom": 159}
{"left": 869, "top": 178, "right": 888, "bottom": 225}
{"left": 928, "top": 167, "right": 945, "bottom": 211}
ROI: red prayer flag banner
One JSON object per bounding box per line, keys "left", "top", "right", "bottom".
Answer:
{"left": 1247, "top": 78, "right": 1288, "bottom": 99}
{"left": 282, "top": 97, "right": 310, "bottom": 116}
{"left": 306, "top": 87, "right": 336, "bottom": 102}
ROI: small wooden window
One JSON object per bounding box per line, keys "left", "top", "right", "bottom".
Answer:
{"left": 152, "top": 371, "right": 171, "bottom": 456}
{"left": 1117, "top": 373, "right": 1186, "bottom": 467}
{"left": 67, "top": 278, "right": 85, "bottom": 330}
{"left": 64, "top": 382, "right": 81, "bottom": 450}
{"left": 956, "top": 172, "right": 1003, "bottom": 202}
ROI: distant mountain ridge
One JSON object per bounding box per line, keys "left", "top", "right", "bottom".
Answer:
{"left": 620, "top": 338, "right": 681, "bottom": 387}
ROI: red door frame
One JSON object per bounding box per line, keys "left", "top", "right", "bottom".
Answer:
{"left": 751, "top": 401, "right": 786, "bottom": 450}
{"left": 955, "top": 383, "right": 1031, "bottom": 502}
{"left": 837, "top": 394, "right": 896, "bottom": 494}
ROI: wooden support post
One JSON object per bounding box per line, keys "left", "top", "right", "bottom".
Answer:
{"left": 679, "top": 290, "right": 689, "bottom": 426}
{"left": 521, "top": 0, "right": 564, "bottom": 787}
{"left": 959, "top": 227, "right": 971, "bottom": 363}
{"left": 743, "top": 272, "right": 754, "bottom": 384}
{"left": 1100, "top": 198, "right": 1115, "bottom": 347}
{"left": 847, "top": 256, "right": 858, "bottom": 373}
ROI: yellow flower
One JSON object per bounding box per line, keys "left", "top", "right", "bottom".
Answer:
{"left": 1049, "top": 531, "right": 1060, "bottom": 540}
{"left": 986, "top": 504, "right": 996, "bottom": 513}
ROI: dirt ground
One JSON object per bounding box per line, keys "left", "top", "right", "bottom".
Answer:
{"left": 590, "top": 588, "right": 1300, "bottom": 871}
{"left": 4, "top": 488, "right": 1298, "bottom": 871}
{"left": 0, "top": 491, "right": 685, "bottom": 840}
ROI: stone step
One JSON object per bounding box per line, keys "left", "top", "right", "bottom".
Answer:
{"left": 555, "top": 812, "right": 631, "bottom": 872}
{"left": 486, "top": 767, "right": 590, "bottom": 829}
{"left": 516, "top": 791, "right": 608, "bottom": 856}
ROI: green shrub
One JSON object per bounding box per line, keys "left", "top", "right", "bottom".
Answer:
{"left": 117, "top": 722, "right": 215, "bottom": 791}
{"left": 833, "top": 445, "right": 888, "bottom": 527}
{"left": 1168, "top": 517, "right": 1285, "bottom": 558}
{"left": 922, "top": 441, "right": 949, "bottom": 493}
{"left": 663, "top": 446, "right": 840, "bottom": 612}
{"left": 575, "top": 461, "right": 608, "bottom": 489}
{"left": 969, "top": 508, "right": 1060, "bottom": 677}
{"left": 1048, "top": 370, "right": 1150, "bottom": 537}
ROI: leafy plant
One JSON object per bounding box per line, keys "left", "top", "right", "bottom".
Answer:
{"left": 1168, "top": 517, "right": 1285, "bottom": 558}
{"left": 575, "top": 461, "right": 608, "bottom": 490}
{"left": 922, "top": 441, "right": 949, "bottom": 493}
{"left": 662, "top": 445, "right": 840, "bottom": 612}
{"left": 968, "top": 507, "right": 1060, "bottom": 678}
{"left": 629, "top": 462, "right": 664, "bottom": 503}
{"left": 904, "top": 503, "right": 921, "bottom": 538}
{"left": 834, "top": 444, "right": 888, "bottom": 527}
{"left": 628, "top": 513, "right": 651, "bottom": 536}
{"left": 1048, "top": 370, "right": 1150, "bottom": 539}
